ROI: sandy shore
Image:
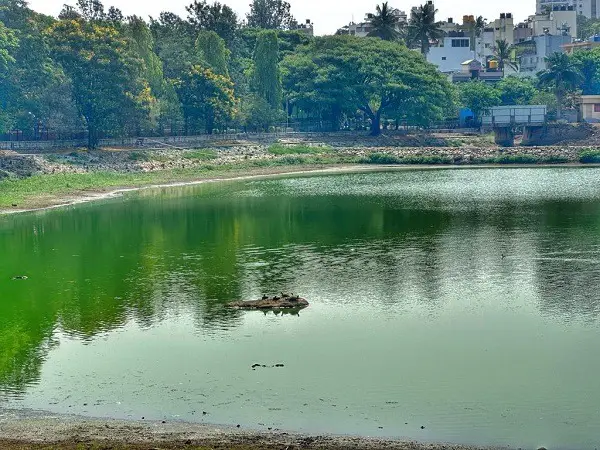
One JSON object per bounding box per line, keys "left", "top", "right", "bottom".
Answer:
{"left": 0, "top": 409, "right": 508, "bottom": 450}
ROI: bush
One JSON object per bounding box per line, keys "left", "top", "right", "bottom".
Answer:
{"left": 183, "top": 149, "right": 218, "bottom": 161}
{"left": 268, "top": 144, "right": 332, "bottom": 155}
{"left": 579, "top": 149, "right": 600, "bottom": 164}
{"left": 361, "top": 153, "right": 403, "bottom": 164}
{"left": 360, "top": 153, "right": 453, "bottom": 165}
{"left": 493, "top": 154, "right": 539, "bottom": 164}
{"left": 128, "top": 151, "right": 150, "bottom": 162}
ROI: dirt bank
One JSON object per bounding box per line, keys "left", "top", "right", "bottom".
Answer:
{"left": 0, "top": 409, "right": 507, "bottom": 450}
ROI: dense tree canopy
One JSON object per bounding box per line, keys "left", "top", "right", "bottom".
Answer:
{"left": 282, "top": 36, "right": 454, "bottom": 135}
{"left": 246, "top": 0, "right": 295, "bottom": 30}
{"left": 47, "top": 19, "right": 148, "bottom": 147}
{"left": 5, "top": 0, "right": 600, "bottom": 145}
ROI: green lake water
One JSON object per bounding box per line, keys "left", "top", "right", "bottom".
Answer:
{"left": 1, "top": 168, "right": 600, "bottom": 449}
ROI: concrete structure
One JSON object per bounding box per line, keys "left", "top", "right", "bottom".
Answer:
{"left": 563, "top": 36, "right": 600, "bottom": 53}
{"left": 517, "top": 34, "right": 573, "bottom": 75}
{"left": 452, "top": 59, "right": 504, "bottom": 83}
{"left": 579, "top": 95, "right": 600, "bottom": 122}
{"left": 295, "top": 19, "right": 314, "bottom": 37}
{"left": 427, "top": 32, "right": 475, "bottom": 73}
{"left": 514, "top": 22, "right": 534, "bottom": 43}
{"left": 337, "top": 7, "right": 407, "bottom": 37}
{"left": 529, "top": 6, "right": 577, "bottom": 37}
{"left": 537, "top": 0, "right": 600, "bottom": 18}
{"left": 482, "top": 105, "right": 548, "bottom": 146}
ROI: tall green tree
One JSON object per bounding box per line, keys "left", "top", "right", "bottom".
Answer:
{"left": 571, "top": 49, "right": 600, "bottom": 95}
{"left": 149, "top": 12, "right": 197, "bottom": 80}
{"left": 0, "top": 22, "right": 17, "bottom": 133}
{"left": 252, "top": 30, "right": 282, "bottom": 109}
{"left": 174, "top": 65, "right": 237, "bottom": 134}
{"left": 185, "top": 0, "right": 238, "bottom": 47}
{"left": 282, "top": 36, "right": 454, "bottom": 135}
{"left": 408, "top": 2, "right": 443, "bottom": 55}
{"left": 494, "top": 39, "right": 518, "bottom": 72}
{"left": 459, "top": 81, "right": 500, "bottom": 120}
{"left": 538, "top": 52, "right": 582, "bottom": 120}
{"left": 47, "top": 19, "right": 150, "bottom": 148}
{"left": 246, "top": 0, "right": 296, "bottom": 30}
{"left": 196, "top": 30, "right": 230, "bottom": 76}
{"left": 496, "top": 76, "right": 537, "bottom": 105}
{"left": 367, "top": 2, "right": 402, "bottom": 42}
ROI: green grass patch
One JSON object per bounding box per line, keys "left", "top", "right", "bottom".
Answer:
{"left": 0, "top": 154, "right": 357, "bottom": 209}
{"left": 579, "top": 149, "right": 600, "bottom": 164}
{"left": 128, "top": 151, "right": 150, "bottom": 162}
{"left": 267, "top": 144, "right": 332, "bottom": 155}
{"left": 360, "top": 153, "right": 453, "bottom": 165}
{"left": 474, "top": 154, "right": 571, "bottom": 165}
{"left": 183, "top": 149, "right": 218, "bottom": 161}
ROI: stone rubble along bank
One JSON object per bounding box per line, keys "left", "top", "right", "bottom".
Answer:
{"left": 0, "top": 144, "right": 594, "bottom": 179}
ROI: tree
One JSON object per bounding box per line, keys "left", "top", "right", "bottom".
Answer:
{"left": 538, "top": 52, "right": 582, "bottom": 120}
{"left": 174, "top": 65, "right": 237, "bottom": 134}
{"left": 494, "top": 39, "right": 518, "bottom": 72}
{"left": 252, "top": 30, "right": 282, "bottom": 109}
{"left": 367, "top": 2, "right": 402, "bottom": 42}
{"left": 571, "top": 49, "right": 600, "bottom": 95}
{"left": 196, "top": 30, "right": 230, "bottom": 76}
{"left": 47, "top": 19, "right": 149, "bottom": 148}
{"left": 496, "top": 76, "right": 537, "bottom": 105}
{"left": 408, "top": 2, "right": 443, "bottom": 55}
{"left": 246, "top": 0, "right": 296, "bottom": 30}
{"left": 459, "top": 81, "right": 500, "bottom": 120}
{"left": 282, "top": 36, "right": 454, "bottom": 135}
{"left": 0, "top": 23, "right": 17, "bottom": 133}
{"left": 149, "top": 12, "right": 197, "bottom": 80}
{"left": 186, "top": 0, "right": 238, "bottom": 47}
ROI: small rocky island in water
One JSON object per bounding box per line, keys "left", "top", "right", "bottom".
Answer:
{"left": 228, "top": 294, "right": 309, "bottom": 310}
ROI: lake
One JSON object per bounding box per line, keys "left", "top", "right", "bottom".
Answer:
{"left": 1, "top": 167, "right": 600, "bottom": 449}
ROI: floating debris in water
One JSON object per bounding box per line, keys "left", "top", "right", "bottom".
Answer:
{"left": 12, "top": 275, "right": 28, "bottom": 280}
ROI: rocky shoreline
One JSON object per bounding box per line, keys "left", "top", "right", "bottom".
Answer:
{"left": 0, "top": 142, "right": 597, "bottom": 179}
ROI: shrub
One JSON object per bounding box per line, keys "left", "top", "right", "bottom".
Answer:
{"left": 579, "top": 149, "right": 600, "bottom": 164}
{"left": 268, "top": 144, "right": 332, "bottom": 155}
{"left": 183, "top": 149, "right": 218, "bottom": 161}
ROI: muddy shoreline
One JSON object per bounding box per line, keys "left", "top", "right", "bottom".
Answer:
{"left": 0, "top": 409, "right": 508, "bottom": 450}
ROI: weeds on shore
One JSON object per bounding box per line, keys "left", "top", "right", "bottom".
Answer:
{"left": 184, "top": 149, "right": 219, "bottom": 161}
{"left": 360, "top": 153, "right": 453, "bottom": 165}
{"left": 268, "top": 144, "right": 333, "bottom": 155}
{"left": 579, "top": 149, "right": 600, "bottom": 163}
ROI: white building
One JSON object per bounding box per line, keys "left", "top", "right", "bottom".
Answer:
{"left": 427, "top": 33, "right": 474, "bottom": 73}
{"left": 517, "top": 34, "right": 573, "bottom": 75}
{"left": 529, "top": 6, "right": 577, "bottom": 37}
{"left": 337, "top": 7, "right": 407, "bottom": 37}
{"left": 537, "top": 0, "right": 600, "bottom": 18}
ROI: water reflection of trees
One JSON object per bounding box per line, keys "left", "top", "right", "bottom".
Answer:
{"left": 530, "top": 201, "right": 600, "bottom": 322}
{"left": 2, "top": 186, "right": 600, "bottom": 395}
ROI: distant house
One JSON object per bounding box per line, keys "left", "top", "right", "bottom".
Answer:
{"left": 579, "top": 95, "right": 600, "bottom": 122}
{"left": 452, "top": 59, "right": 504, "bottom": 83}
{"left": 427, "top": 32, "right": 474, "bottom": 73}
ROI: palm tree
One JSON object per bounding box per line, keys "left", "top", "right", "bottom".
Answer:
{"left": 408, "top": 2, "right": 444, "bottom": 55}
{"left": 538, "top": 52, "right": 582, "bottom": 120}
{"left": 367, "top": 2, "right": 402, "bottom": 41}
{"left": 494, "top": 39, "right": 518, "bottom": 72}
{"left": 470, "top": 16, "right": 485, "bottom": 52}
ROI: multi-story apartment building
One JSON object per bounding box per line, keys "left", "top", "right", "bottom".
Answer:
{"left": 537, "top": 0, "right": 600, "bottom": 18}
{"left": 336, "top": 7, "right": 407, "bottom": 37}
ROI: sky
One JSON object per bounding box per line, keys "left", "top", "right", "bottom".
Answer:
{"left": 27, "top": 0, "right": 535, "bottom": 35}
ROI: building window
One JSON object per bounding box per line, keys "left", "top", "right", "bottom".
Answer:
{"left": 451, "top": 39, "right": 470, "bottom": 48}
{"left": 594, "top": 104, "right": 600, "bottom": 113}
